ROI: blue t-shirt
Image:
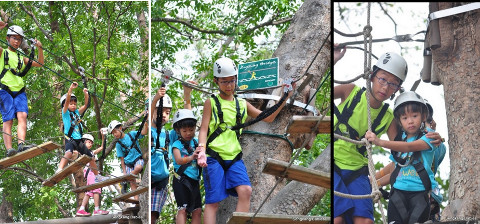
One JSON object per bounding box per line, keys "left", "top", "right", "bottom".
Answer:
{"left": 151, "top": 127, "right": 177, "bottom": 183}
{"left": 171, "top": 138, "right": 200, "bottom": 180}
{"left": 390, "top": 131, "right": 438, "bottom": 192}
{"left": 116, "top": 131, "right": 144, "bottom": 165}
{"left": 62, "top": 109, "right": 82, "bottom": 140}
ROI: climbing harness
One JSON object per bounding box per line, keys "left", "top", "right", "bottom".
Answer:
{"left": 333, "top": 3, "right": 388, "bottom": 223}
{"left": 116, "top": 132, "right": 142, "bottom": 168}
{"left": 0, "top": 41, "right": 36, "bottom": 98}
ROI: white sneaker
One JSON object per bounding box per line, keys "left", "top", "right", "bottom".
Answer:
{"left": 94, "top": 175, "right": 110, "bottom": 183}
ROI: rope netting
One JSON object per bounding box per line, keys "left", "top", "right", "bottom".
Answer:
{"left": 333, "top": 3, "right": 387, "bottom": 224}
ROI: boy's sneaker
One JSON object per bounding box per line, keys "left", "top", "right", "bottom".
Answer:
{"left": 18, "top": 143, "right": 34, "bottom": 152}
{"left": 94, "top": 175, "right": 110, "bottom": 183}
{"left": 76, "top": 209, "right": 91, "bottom": 217}
{"left": 93, "top": 209, "right": 109, "bottom": 215}
{"left": 6, "top": 148, "right": 17, "bottom": 157}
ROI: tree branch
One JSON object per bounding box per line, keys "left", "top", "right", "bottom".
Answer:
{"left": 54, "top": 196, "right": 70, "bottom": 217}
{"left": 60, "top": 5, "right": 79, "bottom": 69}
{"left": 5, "top": 167, "right": 45, "bottom": 182}
{"left": 152, "top": 17, "right": 230, "bottom": 35}
{"left": 19, "top": 4, "right": 54, "bottom": 41}
{"left": 245, "top": 16, "right": 293, "bottom": 35}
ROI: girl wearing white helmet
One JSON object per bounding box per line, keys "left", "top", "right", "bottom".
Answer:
{"left": 365, "top": 91, "right": 440, "bottom": 224}
{"left": 197, "top": 57, "right": 295, "bottom": 224}
{"left": 0, "top": 22, "right": 44, "bottom": 157}
{"left": 150, "top": 81, "right": 196, "bottom": 224}
{"left": 76, "top": 132, "right": 110, "bottom": 216}
{"left": 170, "top": 109, "right": 202, "bottom": 224}
{"left": 108, "top": 117, "right": 148, "bottom": 201}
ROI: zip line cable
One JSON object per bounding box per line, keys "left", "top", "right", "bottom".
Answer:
{"left": 5, "top": 24, "right": 146, "bottom": 105}
{"left": 0, "top": 38, "right": 142, "bottom": 118}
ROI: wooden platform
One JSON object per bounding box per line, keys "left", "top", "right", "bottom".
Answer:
{"left": 42, "top": 155, "right": 92, "bottom": 187}
{"left": 286, "top": 115, "right": 330, "bottom": 134}
{"left": 17, "top": 213, "right": 119, "bottom": 224}
{"left": 227, "top": 212, "right": 330, "bottom": 224}
{"left": 262, "top": 158, "right": 330, "bottom": 189}
{"left": 72, "top": 174, "right": 137, "bottom": 193}
{"left": 0, "top": 141, "right": 60, "bottom": 169}
{"left": 113, "top": 186, "right": 148, "bottom": 204}
{"left": 17, "top": 213, "right": 120, "bottom": 224}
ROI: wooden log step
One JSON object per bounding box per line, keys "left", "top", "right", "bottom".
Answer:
{"left": 227, "top": 212, "right": 330, "bottom": 224}
{"left": 16, "top": 213, "right": 119, "bottom": 224}
{"left": 72, "top": 174, "right": 137, "bottom": 193}
{"left": 113, "top": 186, "right": 148, "bottom": 204}
{"left": 286, "top": 115, "right": 330, "bottom": 134}
{"left": 42, "top": 155, "right": 92, "bottom": 187}
{"left": 262, "top": 158, "right": 330, "bottom": 188}
{"left": 0, "top": 141, "right": 60, "bottom": 169}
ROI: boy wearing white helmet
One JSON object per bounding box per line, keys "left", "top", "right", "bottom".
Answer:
{"left": 108, "top": 116, "right": 148, "bottom": 201}
{"left": 0, "top": 21, "right": 44, "bottom": 156}
{"left": 333, "top": 45, "right": 410, "bottom": 224}
{"left": 57, "top": 82, "right": 103, "bottom": 177}
{"left": 171, "top": 109, "right": 202, "bottom": 224}
{"left": 150, "top": 83, "right": 195, "bottom": 224}
{"left": 76, "top": 133, "right": 110, "bottom": 216}
{"left": 334, "top": 45, "right": 442, "bottom": 224}
{"left": 196, "top": 57, "right": 294, "bottom": 224}
{"left": 365, "top": 91, "right": 440, "bottom": 224}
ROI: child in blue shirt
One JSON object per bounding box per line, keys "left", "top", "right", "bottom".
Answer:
{"left": 171, "top": 109, "right": 202, "bottom": 224}
{"left": 108, "top": 118, "right": 148, "bottom": 201}
{"left": 57, "top": 82, "right": 105, "bottom": 180}
{"left": 366, "top": 91, "right": 439, "bottom": 224}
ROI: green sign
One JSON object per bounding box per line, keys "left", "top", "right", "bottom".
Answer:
{"left": 238, "top": 57, "right": 279, "bottom": 90}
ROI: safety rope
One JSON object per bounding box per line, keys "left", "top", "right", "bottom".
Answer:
{"left": 4, "top": 21, "right": 145, "bottom": 105}
{"left": 0, "top": 38, "right": 142, "bottom": 118}
{"left": 247, "top": 104, "right": 330, "bottom": 223}
{"left": 332, "top": 3, "right": 387, "bottom": 224}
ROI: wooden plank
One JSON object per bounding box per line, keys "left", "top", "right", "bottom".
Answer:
{"left": 42, "top": 155, "right": 92, "bottom": 187}
{"left": 227, "top": 212, "right": 330, "bottom": 224}
{"left": 286, "top": 115, "right": 330, "bottom": 134}
{"left": 0, "top": 141, "right": 60, "bottom": 169}
{"left": 262, "top": 158, "right": 330, "bottom": 189}
{"left": 72, "top": 174, "right": 137, "bottom": 193}
{"left": 113, "top": 186, "right": 148, "bottom": 204}
{"left": 16, "top": 213, "right": 119, "bottom": 224}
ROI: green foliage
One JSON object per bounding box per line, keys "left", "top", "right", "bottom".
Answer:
{"left": 0, "top": 1, "right": 147, "bottom": 220}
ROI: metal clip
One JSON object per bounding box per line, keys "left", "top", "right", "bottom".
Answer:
{"left": 28, "top": 38, "right": 36, "bottom": 48}
{"left": 78, "top": 66, "right": 85, "bottom": 77}
{"left": 283, "top": 78, "right": 293, "bottom": 93}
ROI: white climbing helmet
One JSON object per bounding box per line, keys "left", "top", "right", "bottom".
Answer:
{"left": 82, "top": 134, "right": 94, "bottom": 142}
{"left": 156, "top": 94, "right": 172, "bottom": 108}
{"left": 7, "top": 25, "right": 25, "bottom": 37}
{"left": 213, "top": 57, "right": 237, "bottom": 78}
{"left": 172, "top": 109, "right": 196, "bottom": 127}
{"left": 60, "top": 93, "right": 77, "bottom": 106}
{"left": 373, "top": 52, "right": 408, "bottom": 82}
{"left": 393, "top": 91, "right": 426, "bottom": 113}
{"left": 108, "top": 120, "right": 122, "bottom": 134}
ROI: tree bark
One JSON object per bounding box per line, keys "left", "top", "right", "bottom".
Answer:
{"left": 0, "top": 193, "right": 14, "bottom": 223}
{"left": 433, "top": 2, "right": 480, "bottom": 219}
{"left": 260, "top": 144, "right": 330, "bottom": 214}
{"left": 216, "top": 0, "right": 331, "bottom": 222}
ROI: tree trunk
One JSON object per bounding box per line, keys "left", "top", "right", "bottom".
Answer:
{"left": 0, "top": 193, "right": 13, "bottom": 223}
{"left": 433, "top": 2, "right": 480, "bottom": 219}
{"left": 216, "top": 0, "right": 331, "bottom": 222}
{"left": 139, "top": 159, "right": 149, "bottom": 224}
{"left": 260, "top": 144, "right": 330, "bottom": 214}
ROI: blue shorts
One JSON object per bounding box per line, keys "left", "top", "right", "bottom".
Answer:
{"left": 334, "top": 168, "right": 374, "bottom": 223}
{"left": 0, "top": 90, "right": 28, "bottom": 122}
{"left": 203, "top": 157, "right": 251, "bottom": 204}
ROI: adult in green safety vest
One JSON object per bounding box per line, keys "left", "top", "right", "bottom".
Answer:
{"left": 196, "top": 57, "right": 294, "bottom": 224}
{"left": 0, "top": 22, "right": 44, "bottom": 157}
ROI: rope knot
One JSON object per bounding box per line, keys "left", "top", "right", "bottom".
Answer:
{"left": 363, "top": 25, "right": 372, "bottom": 37}
{"left": 372, "top": 189, "right": 382, "bottom": 203}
